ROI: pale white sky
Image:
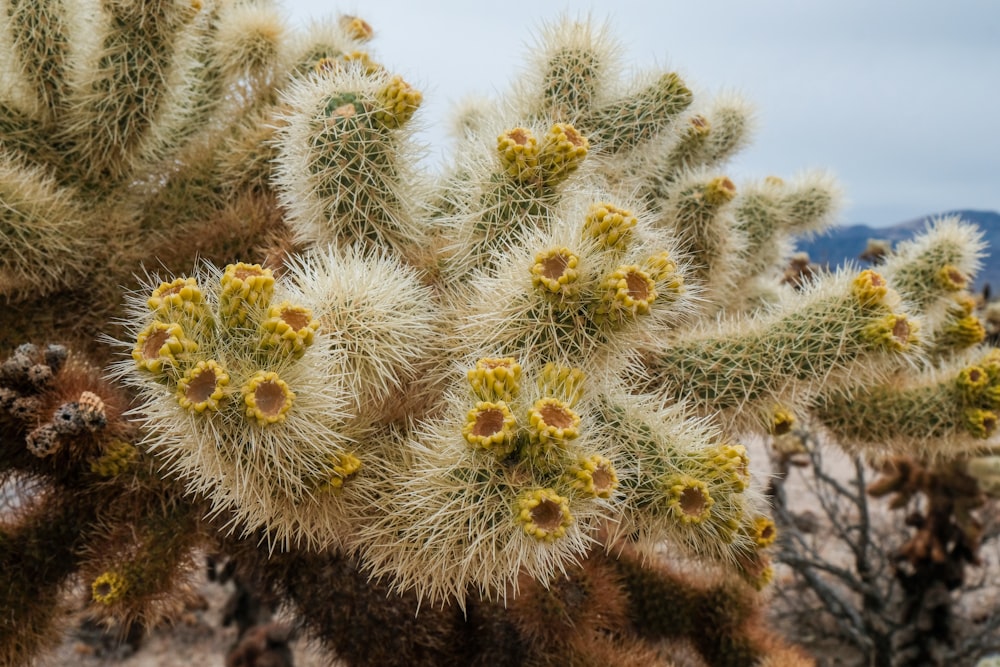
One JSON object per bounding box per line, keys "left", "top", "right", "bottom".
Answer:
{"left": 284, "top": 0, "right": 999, "bottom": 227}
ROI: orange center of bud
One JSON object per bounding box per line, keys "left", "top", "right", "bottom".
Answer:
{"left": 185, "top": 369, "right": 218, "bottom": 404}
{"left": 508, "top": 128, "right": 530, "bottom": 145}
{"left": 281, "top": 307, "right": 310, "bottom": 330}
{"left": 892, "top": 318, "right": 911, "bottom": 345}
{"left": 625, "top": 271, "right": 650, "bottom": 301}
{"left": 985, "top": 415, "right": 998, "bottom": 435}
{"left": 539, "top": 403, "right": 574, "bottom": 429}
{"left": 680, "top": 487, "right": 708, "bottom": 517}
{"left": 563, "top": 125, "right": 584, "bottom": 147}
{"left": 691, "top": 115, "right": 708, "bottom": 129}
{"left": 94, "top": 582, "right": 111, "bottom": 598}
{"left": 591, "top": 466, "right": 613, "bottom": 494}
{"left": 531, "top": 498, "right": 565, "bottom": 532}
{"left": 948, "top": 268, "right": 966, "bottom": 286}
{"left": 969, "top": 369, "right": 983, "bottom": 383}
{"left": 236, "top": 266, "right": 263, "bottom": 281}
{"left": 541, "top": 253, "right": 570, "bottom": 280}
{"left": 254, "top": 381, "right": 288, "bottom": 418}
{"left": 142, "top": 330, "right": 169, "bottom": 359}
{"left": 473, "top": 409, "right": 505, "bottom": 438}
{"left": 760, "top": 524, "right": 775, "bottom": 542}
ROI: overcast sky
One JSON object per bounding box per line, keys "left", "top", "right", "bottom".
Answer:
{"left": 284, "top": 0, "right": 999, "bottom": 227}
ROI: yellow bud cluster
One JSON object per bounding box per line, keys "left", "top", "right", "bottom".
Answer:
{"left": 936, "top": 264, "right": 968, "bottom": 291}
{"left": 666, "top": 475, "right": 714, "bottom": 524}
{"left": 243, "top": 371, "right": 294, "bottom": 426}
{"left": 957, "top": 365, "right": 990, "bottom": 402}
{"left": 567, "top": 454, "right": 618, "bottom": 498}
{"left": 531, "top": 247, "right": 581, "bottom": 297}
{"left": 219, "top": 263, "right": 274, "bottom": 327}
{"left": 702, "top": 176, "right": 737, "bottom": 207}
{"left": 132, "top": 321, "right": 198, "bottom": 374}
{"left": 582, "top": 202, "right": 637, "bottom": 248}
{"left": 497, "top": 128, "right": 539, "bottom": 182}
{"left": 862, "top": 314, "right": 917, "bottom": 351}
{"left": 176, "top": 360, "right": 229, "bottom": 413}
{"left": 851, "top": 269, "right": 889, "bottom": 307}
{"left": 771, "top": 406, "right": 796, "bottom": 436}
{"left": 90, "top": 440, "right": 138, "bottom": 478}
{"left": 964, "top": 407, "right": 998, "bottom": 439}
{"left": 91, "top": 571, "right": 129, "bottom": 605}
{"left": 537, "top": 363, "right": 585, "bottom": 407}
{"left": 148, "top": 277, "right": 207, "bottom": 321}
{"left": 595, "top": 265, "right": 657, "bottom": 322}
{"left": 516, "top": 488, "right": 573, "bottom": 542}
{"left": 527, "top": 397, "right": 581, "bottom": 447}
{"left": 467, "top": 357, "right": 522, "bottom": 401}
{"left": 538, "top": 122, "right": 589, "bottom": 185}
{"left": 705, "top": 442, "right": 750, "bottom": 490}
{"left": 751, "top": 516, "right": 778, "bottom": 548}
{"left": 339, "top": 14, "right": 374, "bottom": 41}
{"left": 376, "top": 75, "right": 422, "bottom": 129}
{"left": 261, "top": 302, "right": 319, "bottom": 358}
{"left": 462, "top": 401, "right": 517, "bottom": 456}
{"left": 320, "top": 452, "right": 363, "bottom": 493}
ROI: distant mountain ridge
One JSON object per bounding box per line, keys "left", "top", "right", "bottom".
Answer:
{"left": 795, "top": 210, "right": 1000, "bottom": 292}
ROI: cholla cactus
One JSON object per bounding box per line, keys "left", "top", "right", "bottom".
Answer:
{"left": 1, "top": 5, "right": 994, "bottom": 667}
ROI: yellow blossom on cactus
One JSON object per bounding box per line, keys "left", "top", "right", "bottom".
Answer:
{"left": 90, "top": 440, "right": 138, "bottom": 478}
{"left": 596, "top": 265, "right": 657, "bottom": 321}
{"left": 220, "top": 263, "right": 274, "bottom": 327}
{"left": 319, "top": 452, "right": 363, "bottom": 494}
{"left": 705, "top": 442, "right": 750, "bottom": 490}
{"left": 147, "top": 277, "right": 206, "bottom": 320}
{"left": 243, "top": 371, "right": 294, "bottom": 426}
{"left": 261, "top": 302, "right": 319, "bottom": 357}
{"left": 980, "top": 349, "right": 1000, "bottom": 378}
{"left": 516, "top": 488, "right": 573, "bottom": 542}
{"left": 497, "top": 127, "right": 539, "bottom": 182}
{"left": 964, "top": 408, "right": 998, "bottom": 439}
{"left": 751, "top": 516, "right": 778, "bottom": 548}
{"left": 644, "top": 251, "right": 682, "bottom": 290}
{"left": 339, "top": 14, "right": 373, "bottom": 41}
{"left": 957, "top": 365, "right": 989, "bottom": 401}
{"left": 132, "top": 321, "right": 197, "bottom": 374}
{"left": 567, "top": 454, "right": 618, "bottom": 498}
{"left": 665, "top": 475, "right": 714, "bottom": 524}
{"left": 940, "top": 315, "right": 986, "bottom": 350}
{"left": 527, "top": 397, "right": 581, "bottom": 447}
{"left": 467, "top": 357, "right": 522, "bottom": 401}
{"left": 537, "top": 363, "right": 585, "bottom": 407}
{"left": 342, "top": 50, "right": 381, "bottom": 74}
{"left": 582, "top": 202, "right": 637, "bottom": 248}
{"left": 702, "top": 176, "right": 737, "bottom": 207}
{"left": 538, "top": 122, "right": 589, "bottom": 185}
{"left": 462, "top": 401, "right": 517, "bottom": 455}
{"left": 176, "top": 360, "right": 229, "bottom": 413}
{"left": 771, "top": 406, "right": 796, "bottom": 436}
{"left": 91, "top": 571, "right": 129, "bottom": 605}
{"left": 936, "top": 264, "right": 968, "bottom": 291}
{"left": 862, "top": 314, "right": 917, "bottom": 351}
{"left": 376, "top": 75, "right": 422, "bottom": 129}
{"left": 851, "top": 269, "right": 889, "bottom": 307}
{"left": 531, "top": 247, "right": 581, "bottom": 296}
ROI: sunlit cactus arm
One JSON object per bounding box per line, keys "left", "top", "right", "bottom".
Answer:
{"left": 435, "top": 121, "right": 591, "bottom": 278}
{"left": 879, "top": 216, "right": 985, "bottom": 327}
{"left": 0, "top": 151, "right": 92, "bottom": 297}
{"left": 455, "top": 199, "right": 688, "bottom": 370}
{"left": 53, "top": 0, "right": 211, "bottom": 187}
{"left": 810, "top": 346, "right": 1000, "bottom": 459}
{"left": 635, "top": 93, "right": 756, "bottom": 202}
{"left": 651, "top": 170, "right": 747, "bottom": 308}
{"left": 273, "top": 64, "right": 426, "bottom": 260}
{"left": 644, "top": 269, "right": 923, "bottom": 431}
{"left": 0, "top": 0, "right": 77, "bottom": 125}
{"left": 515, "top": 15, "right": 618, "bottom": 123}
{"left": 580, "top": 69, "right": 693, "bottom": 156}
{"left": 718, "top": 171, "right": 842, "bottom": 309}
